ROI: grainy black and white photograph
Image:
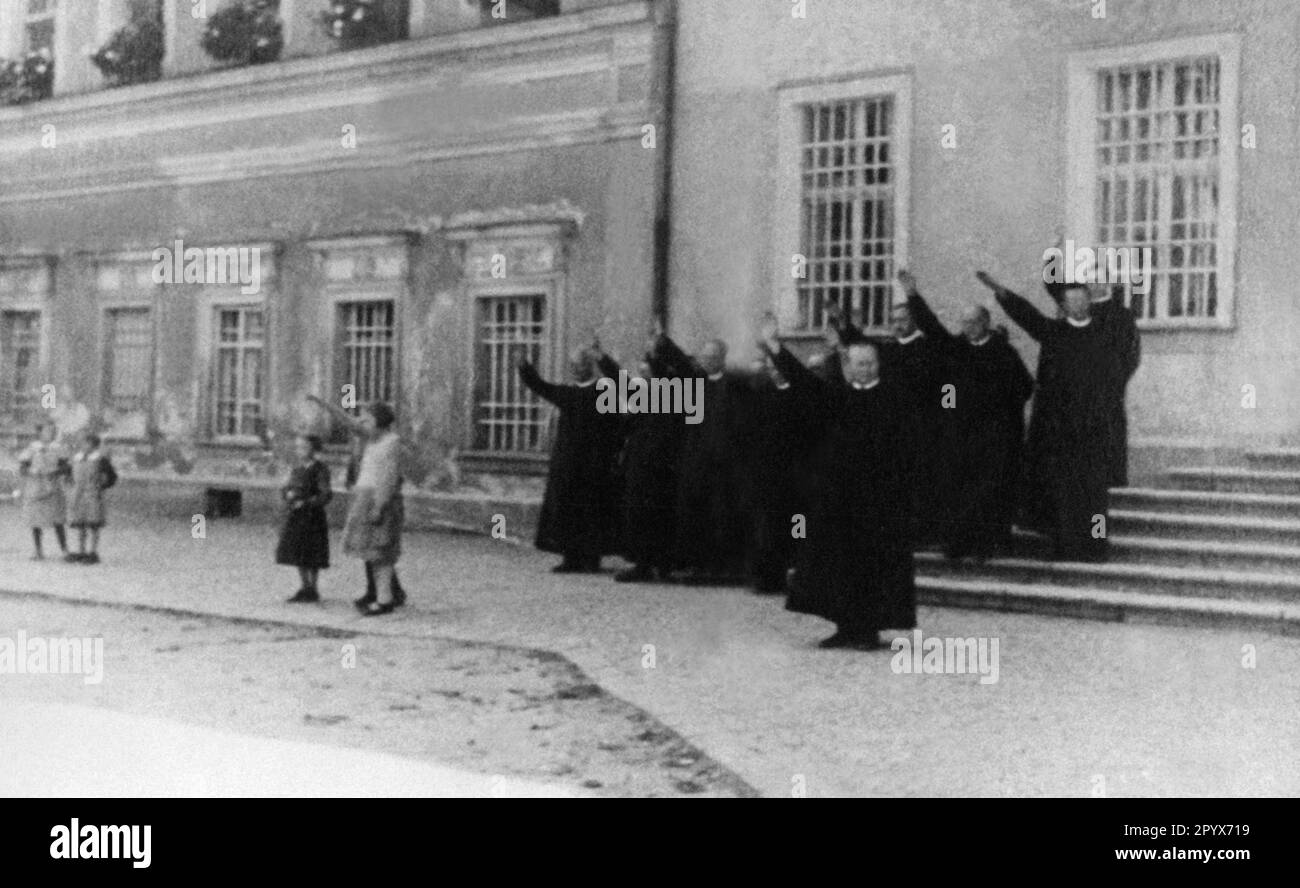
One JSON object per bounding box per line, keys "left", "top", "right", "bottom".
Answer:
{"left": 0, "top": 0, "right": 1293, "bottom": 826}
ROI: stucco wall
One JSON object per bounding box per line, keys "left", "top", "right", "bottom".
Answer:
{"left": 668, "top": 0, "right": 1300, "bottom": 448}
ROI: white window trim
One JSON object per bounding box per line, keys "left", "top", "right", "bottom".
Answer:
{"left": 192, "top": 242, "right": 277, "bottom": 446}
{"left": 772, "top": 71, "right": 912, "bottom": 336}
{"left": 1066, "top": 33, "right": 1241, "bottom": 331}
{"left": 310, "top": 236, "right": 410, "bottom": 416}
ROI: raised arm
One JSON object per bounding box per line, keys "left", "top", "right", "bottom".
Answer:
{"left": 652, "top": 332, "right": 704, "bottom": 378}
{"left": 518, "top": 358, "right": 577, "bottom": 409}
{"left": 306, "top": 394, "right": 367, "bottom": 436}
{"left": 976, "top": 271, "right": 1053, "bottom": 343}
{"left": 824, "top": 300, "right": 870, "bottom": 346}
{"left": 898, "top": 270, "right": 957, "bottom": 346}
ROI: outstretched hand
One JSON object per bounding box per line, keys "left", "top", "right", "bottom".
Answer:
{"left": 975, "top": 271, "right": 1005, "bottom": 296}
{"left": 757, "top": 312, "right": 780, "bottom": 352}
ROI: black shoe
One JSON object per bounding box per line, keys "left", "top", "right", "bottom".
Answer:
{"left": 83, "top": 553, "right": 100, "bottom": 565}
{"left": 64, "top": 553, "right": 85, "bottom": 564}
{"left": 287, "top": 588, "right": 320, "bottom": 604}
{"left": 817, "top": 629, "right": 883, "bottom": 650}
{"left": 615, "top": 565, "right": 654, "bottom": 583}
{"left": 360, "top": 600, "right": 396, "bottom": 617}
{"left": 354, "top": 594, "right": 377, "bottom": 610}
{"left": 391, "top": 586, "right": 407, "bottom": 608}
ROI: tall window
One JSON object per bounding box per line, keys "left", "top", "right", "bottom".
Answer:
{"left": 337, "top": 300, "right": 396, "bottom": 411}
{"left": 103, "top": 307, "right": 153, "bottom": 413}
{"left": 0, "top": 310, "right": 41, "bottom": 424}
{"left": 775, "top": 75, "right": 911, "bottom": 334}
{"left": 473, "top": 293, "right": 546, "bottom": 453}
{"left": 24, "top": 0, "right": 56, "bottom": 55}
{"left": 1069, "top": 36, "right": 1239, "bottom": 328}
{"left": 314, "top": 238, "right": 407, "bottom": 439}
{"left": 212, "top": 306, "right": 265, "bottom": 438}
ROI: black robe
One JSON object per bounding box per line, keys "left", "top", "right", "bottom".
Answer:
{"left": 1043, "top": 283, "right": 1141, "bottom": 488}
{"left": 745, "top": 378, "right": 820, "bottom": 592}
{"left": 616, "top": 355, "right": 683, "bottom": 571}
{"left": 519, "top": 359, "right": 622, "bottom": 560}
{"left": 772, "top": 347, "right": 916, "bottom": 633}
{"left": 834, "top": 317, "right": 948, "bottom": 544}
{"left": 653, "top": 335, "right": 755, "bottom": 576}
{"left": 996, "top": 290, "right": 1117, "bottom": 561}
{"left": 909, "top": 292, "right": 1033, "bottom": 557}
{"left": 1092, "top": 296, "right": 1141, "bottom": 487}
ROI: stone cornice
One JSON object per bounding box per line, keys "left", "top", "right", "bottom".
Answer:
{"left": 0, "top": 1, "right": 659, "bottom": 152}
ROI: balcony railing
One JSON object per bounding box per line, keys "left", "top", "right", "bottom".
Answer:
{"left": 0, "top": 0, "right": 588, "bottom": 108}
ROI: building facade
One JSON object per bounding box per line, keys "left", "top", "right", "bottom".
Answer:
{"left": 666, "top": 0, "right": 1300, "bottom": 479}
{"left": 0, "top": 0, "right": 669, "bottom": 489}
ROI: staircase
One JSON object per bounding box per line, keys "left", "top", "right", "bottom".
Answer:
{"left": 914, "top": 448, "right": 1300, "bottom": 635}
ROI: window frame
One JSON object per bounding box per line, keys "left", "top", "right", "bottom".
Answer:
{"left": 465, "top": 280, "right": 556, "bottom": 456}
{"left": 1066, "top": 33, "right": 1241, "bottom": 331}
{"left": 0, "top": 257, "right": 53, "bottom": 430}
{"left": 93, "top": 255, "right": 159, "bottom": 438}
{"left": 773, "top": 71, "right": 913, "bottom": 337}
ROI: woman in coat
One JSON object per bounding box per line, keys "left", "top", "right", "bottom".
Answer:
{"left": 18, "top": 420, "right": 70, "bottom": 560}
{"left": 306, "top": 396, "right": 407, "bottom": 615}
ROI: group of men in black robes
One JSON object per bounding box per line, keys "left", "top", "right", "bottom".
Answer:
{"left": 518, "top": 257, "right": 1139, "bottom": 649}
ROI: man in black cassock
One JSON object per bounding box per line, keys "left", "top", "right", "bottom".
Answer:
{"left": 1044, "top": 264, "right": 1141, "bottom": 488}
{"left": 977, "top": 271, "right": 1117, "bottom": 562}
{"left": 758, "top": 314, "right": 915, "bottom": 650}
{"left": 653, "top": 329, "right": 754, "bottom": 582}
{"left": 517, "top": 343, "right": 622, "bottom": 573}
{"left": 613, "top": 349, "right": 683, "bottom": 583}
{"left": 826, "top": 298, "right": 948, "bottom": 546}
{"left": 898, "top": 271, "right": 1033, "bottom": 560}
{"left": 744, "top": 353, "right": 820, "bottom": 594}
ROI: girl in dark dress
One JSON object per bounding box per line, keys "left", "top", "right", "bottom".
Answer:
{"left": 277, "top": 434, "right": 332, "bottom": 603}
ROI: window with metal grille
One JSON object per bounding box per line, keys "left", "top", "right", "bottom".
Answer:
{"left": 336, "top": 300, "right": 396, "bottom": 414}
{"left": 1076, "top": 39, "right": 1237, "bottom": 330}
{"left": 211, "top": 306, "right": 265, "bottom": 438}
{"left": 24, "top": 0, "right": 55, "bottom": 54}
{"left": 0, "top": 310, "right": 42, "bottom": 424}
{"left": 794, "top": 96, "right": 896, "bottom": 332}
{"left": 104, "top": 307, "right": 153, "bottom": 414}
{"left": 473, "top": 294, "right": 547, "bottom": 453}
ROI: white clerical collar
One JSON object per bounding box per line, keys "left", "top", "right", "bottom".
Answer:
{"left": 969, "top": 335, "right": 992, "bottom": 346}
{"left": 851, "top": 379, "right": 880, "bottom": 391}
{"left": 896, "top": 330, "right": 924, "bottom": 345}
{"left": 1090, "top": 294, "right": 1113, "bottom": 305}
{"left": 576, "top": 378, "right": 597, "bottom": 388}
{"left": 707, "top": 372, "right": 725, "bottom": 382}
{"left": 1066, "top": 316, "right": 1092, "bottom": 328}
{"left": 775, "top": 382, "right": 791, "bottom": 391}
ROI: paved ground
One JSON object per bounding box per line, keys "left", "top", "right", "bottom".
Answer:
{"left": 1, "top": 506, "right": 1298, "bottom": 797}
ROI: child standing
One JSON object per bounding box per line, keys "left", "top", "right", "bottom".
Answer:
{"left": 65, "top": 432, "right": 117, "bottom": 564}
{"left": 276, "top": 434, "right": 332, "bottom": 603}
{"left": 18, "top": 421, "right": 70, "bottom": 561}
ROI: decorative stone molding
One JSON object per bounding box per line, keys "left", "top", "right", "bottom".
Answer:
{"left": 442, "top": 199, "right": 585, "bottom": 233}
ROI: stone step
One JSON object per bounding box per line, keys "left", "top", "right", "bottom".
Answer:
{"left": 1109, "top": 536, "right": 1300, "bottom": 573}
{"left": 1110, "top": 487, "right": 1300, "bottom": 521}
{"left": 1109, "top": 509, "right": 1300, "bottom": 546}
{"left": 915, "top": 576, "right": 1299, "bottom": 636}
{"left": 1166, "top": 467, "right": 1300, "bottom": 496}
{"left": 915, "top": 552, "right": 1300, "bottom": 603}
{"left": 1244, "top": 448, "right": 1300, "bottom": 471}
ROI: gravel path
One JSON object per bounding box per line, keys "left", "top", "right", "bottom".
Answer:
{"left": 1, "top": 507, "right": 1296, "bottom": 797}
